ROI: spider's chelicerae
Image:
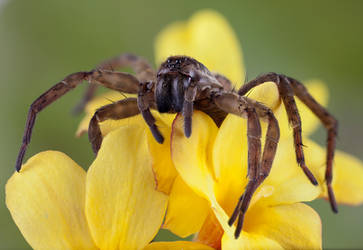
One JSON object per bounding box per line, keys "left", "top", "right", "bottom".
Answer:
{"left": 15, "top": 54, "right": 338, "bottom": 238}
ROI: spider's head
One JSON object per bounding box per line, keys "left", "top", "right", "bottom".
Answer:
{"left": 155, "top": 56, "right": 197, "bottom": 113}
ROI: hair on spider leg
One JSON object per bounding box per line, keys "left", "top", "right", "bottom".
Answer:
{"left": 230, "top": 82, "right": 239, "bottom": 93}
{"left": 240, "top": 72, "right": 254, "bottom": 98}
{"left": 102, "top": 97, "right": 118, "bottom": 104}
{"left": 245, "top": 88, "right": 255, "bottom": 98}
{"left": 119, "top": 92, "right": 128, "bottom": 99}
{"left": 236, "top": 69, "right": 249, "bottom": 91}
{"left": 101, "top": 91, "right": 130, "bottom": 104}
{"left": 244, "top": 70, "right": 249, "bottom": 84}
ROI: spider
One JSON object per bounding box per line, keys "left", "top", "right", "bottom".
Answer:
{"left": 15, "top": 53, "right": 338, "bottom": 239}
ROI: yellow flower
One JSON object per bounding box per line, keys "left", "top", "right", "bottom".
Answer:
{"left": 170, "top": 110, "right": 322, "bottom": 249}
{"left": 76, "top": 94, "right": 178, "bottom": 195}
{"left": 6, "top": 123, "right": 212, "bottom": 250}
{"left": 154, "top": 9, "right": 363, "bottom": 248}
{"left": 18, "top": 8, "right": 363, "bottom": 249}
{"left": 155, "top": 10, "right": 245, "bottom": 86}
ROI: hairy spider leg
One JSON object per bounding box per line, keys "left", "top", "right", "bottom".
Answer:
{"left": 229, "top": 102, "right": 280, "bottom": 238}
{"left": 74, "top": 53, "right": 155, "bottom": 113}
{"left": 16, "top": 69, "right": 141, "bottom": 172}
{"left": 239, "top": 73, "right": 318, "bottom": 184}
{"left": 288, "top": 76, "right": 338, "bottom": 213}
{"left": 214, "top": 92, "right": 280, "bottom": 238}
{"left": 88, "top": 98, "right": 140, "bottom": 154}
{"left": 238, "top": 72, "right": 338, "bottom": 213}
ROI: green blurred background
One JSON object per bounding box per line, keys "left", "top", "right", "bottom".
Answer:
{"left": 1, "top": 0, "right": 362, "bottom": 249}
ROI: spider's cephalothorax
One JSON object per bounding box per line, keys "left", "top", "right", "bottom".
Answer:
{"left": 15, "top": 53, "right": 338, "bottom": 239}
{"left": 155, "top": 56, "right": 219, "bottom": 113}
{"left": 155, "top": 56, "right": 195, "bottom": 113}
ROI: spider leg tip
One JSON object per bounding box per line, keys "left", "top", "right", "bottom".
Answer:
{"left": 332, "top": 206, "right": 338, "bottom": 213}
{"left": 233, "top": 212, "right": 245, "bottom": 239}
{"left": 306, "top": 174, "right": 318, "bottom": 186}
{"left": 327, "top": 185, "right": 338, "bottom": 213}
{"left": 311, "top": 178, "right": 318, "bottom": 186}
{"left": 301, "top": 165, "right": 318, "bottom": 185}
{"left": 227, "top": 217, "right": 234, "bottom": 227}
{"left": 150, "top": 126, "right": 164, "bottom": 144}
{"left": 15, "top": 159, "right": 22, "bottom": 172}
{"left": 184, "top": 124, "right": 192, "bottom": 138}
{"left": 184, "top": 131, "right": 191, "bottom": 138}
{"left": 330, "top": 197, "right": 338, "bottom": 213}
{"left": 155, "top": 133, "right": 164, "bottom": 144}
{"left": 234, "top": 224, "right": 242, "bottom": 239}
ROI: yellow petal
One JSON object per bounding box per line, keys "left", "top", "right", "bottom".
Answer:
{"left": 163, "top": 176, "right": 210, "bottom": 238}
{"left": 246, "top": 81, "right": 281, "bottom": 112}
{"left": 85, "top": 125, "right": 168, "bottom": 249}
{"left": 6, "top": 151, "right": 96, "bottom": 250}
{"left": 222, "top": 232, "right": 283, "bottom": 250}
{"left": 170, "top": 111, "right": 234, "bottom": 238}
{"left": 275, "top": 80, "right": 329, "bottom": 138}
{"left": 292, "top": 138, "right": 328, "bottom": 188}
{"left": 79, "top": 89, "right": 177, "bottom": 195}
{"left": 98, "top": 114, "right": 144, "bottom": 137}
{"left": 100, "top": 111, "right": 174, "bottom": 140}
{"left": 279, "top": 138, "right": 363, "bottom": 205}
{"left": 77, "top": 89, "right": 177, "bottom": 195}
{"left": 196, "top": 209, "right": 224, "bottom": 249}
{"left": 320, "top": 150, "right": 363, "bottom": 205}
{"left": 260, "top": 137, "right": 321, "bottom": 206}
{"left": 155, "top": 9, "right": 245, "bottom": 86}
{"left": 244, "top": 203, "right": 322, "bottom": 250}
{"left": 212, "top": 83, "right": 278, "bottom": 214}
{"left": 76, "top": 91, "right": 128, "bottom": 137}
{"left": 76, "top": 91, "right": 141, "bottom": 137}
{"left": 146, "top": 114, "right": 178, "bottom": 194}
{"left": 212, "top": 114, "right": 248, "bottom": 215}
{"left": 143, "top": 241, "right": 214, "bottom": 250}
{"left": 213, "top": 110, "right": 319, "bottom": 211}
{"left": 171, "top": 111, "right": 217, "bottom": 200}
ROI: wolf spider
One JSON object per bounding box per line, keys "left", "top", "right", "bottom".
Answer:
{"left": 15, "top": 53, "right": 338, "bottom": 238}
